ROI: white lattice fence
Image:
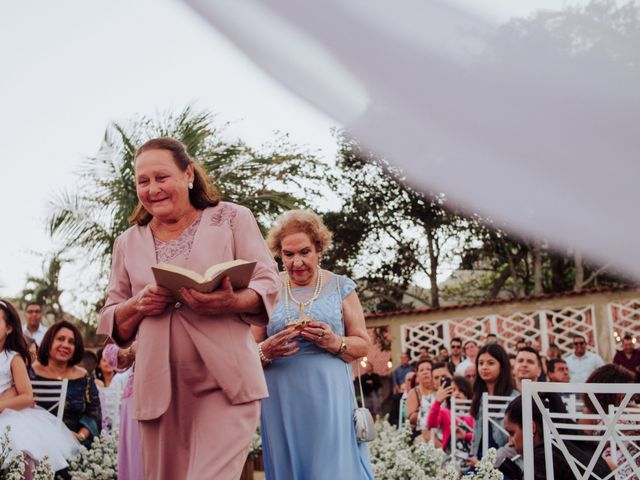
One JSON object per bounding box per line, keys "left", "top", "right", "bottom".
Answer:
{"left": 402, "top": 319, "right": 450, "bottom": 361}
{"left": 608, "top": 298, "right": 640, "bottom": 352}
{"left": 496, "top": 311, "right": 542, "bottom": 354}
{"left": 401, "top": 304, "right": 599, "bottom": 359}
{"left": 448, "top": 315, "right": 493, "bottom": 347}
{"left": 542, "top": 305, "right": 597, "bottom": 357}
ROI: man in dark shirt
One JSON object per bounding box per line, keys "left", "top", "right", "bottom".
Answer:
{"left": 359, "top": 362, "right": 382, "bottom": 416}
{"left": 502, "top": 395, "right": 611, "bottom": 480}
{"left": 613, "top": 335, "right": 640, "bottom": 382}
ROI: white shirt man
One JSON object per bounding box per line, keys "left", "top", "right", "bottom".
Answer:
{"left": 23, "top": 303, "right": 47, "bottom": 346}
{"left": 455, "top": 340, "right": 478, "bottom": 376}
{"left": 564, "top": 335, "right": 604, "bottom": 383}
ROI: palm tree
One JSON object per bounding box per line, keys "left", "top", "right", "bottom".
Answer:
{"left": 48, "top": 106, "right": 325, "bottom": 291}
{"left": 21, "top": 251, "right": 66, "bottom": 317}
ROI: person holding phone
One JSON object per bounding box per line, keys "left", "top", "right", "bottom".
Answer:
{"left": 427, "top": 362, "right": 474, "bottom": 452}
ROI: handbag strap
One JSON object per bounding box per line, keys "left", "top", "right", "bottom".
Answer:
{"left": 335, "top": 274, "right": 366, "bottom": 410}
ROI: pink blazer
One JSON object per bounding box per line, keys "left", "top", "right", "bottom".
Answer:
{"left": 97, "top": 203, "right": 279, "bottom": 421}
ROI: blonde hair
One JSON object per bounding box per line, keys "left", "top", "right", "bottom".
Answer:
{"left": 266, "top": 210, "right": 333, "bottom": 256}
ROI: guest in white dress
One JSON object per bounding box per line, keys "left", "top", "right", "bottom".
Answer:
{"left": 0, "top": 299, "right": 79, "bottom": 472}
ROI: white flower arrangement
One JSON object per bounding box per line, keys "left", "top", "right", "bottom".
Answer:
{"left": 0, "top": 426, "right": 54, "bottom": 480}
{"left": 68, "top": 430, "right": 118, "bottom": 480}
{"left": 461, "top": 449, "right": 504, "bottom": 480}
{"left": 368, "top": 420, "right": 458, "bottom": 480}
{"left": 369, "top": 420, "right": 503, "bottom": 480}
{"left": 248, "top": 425, "right": 262, "bottom": 459}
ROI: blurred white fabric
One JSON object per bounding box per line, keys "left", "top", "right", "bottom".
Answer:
{"left": 183, "top": 0, "right": 640, "bottom": 279}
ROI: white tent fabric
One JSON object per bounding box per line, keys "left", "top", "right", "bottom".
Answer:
{"left": 183, "top": 0, "right": 640, "bottom": 279}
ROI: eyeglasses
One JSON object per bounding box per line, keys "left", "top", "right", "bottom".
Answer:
{"left": 573, "top": 341, "right": 585, "bottom": 346}
{"left": 451, "top": 345, "right": 461, "bottom": 349}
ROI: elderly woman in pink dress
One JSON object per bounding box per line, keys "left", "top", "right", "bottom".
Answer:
{"left": 97, "top": 137, "right": 279, "bottom": 479}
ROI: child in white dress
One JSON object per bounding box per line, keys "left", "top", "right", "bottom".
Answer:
{"left": 0, "top": 299, "right": 79, "bottom": 472}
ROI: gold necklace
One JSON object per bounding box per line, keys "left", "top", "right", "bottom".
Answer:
{"left": 285, "top": 269, "right": 323, "bottom": 326}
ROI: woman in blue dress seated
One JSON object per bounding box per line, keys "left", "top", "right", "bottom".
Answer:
{"left": 29, "top": 320, "right": 102, "bottom": 447}
{"left": 254, "top": 209, "right": 374, "bottom": 480}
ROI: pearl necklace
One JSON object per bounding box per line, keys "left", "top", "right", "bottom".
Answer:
{"left": 285, "top": 269, "right": 323, "bottom": 326}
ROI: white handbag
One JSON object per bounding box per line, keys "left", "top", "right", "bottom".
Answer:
{"left": 336, "top": 276, "right": 377, "bottom": 442}
{"left": 353, "top": 362, "right": 377, "bottom": 442}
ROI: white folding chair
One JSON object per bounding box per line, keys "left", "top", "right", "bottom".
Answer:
{"left": 31, "top": 378, "right": 69, "bottom": 422}
{"left": 521, "top": 380, "right": 640, "bottom": 480}
{"left": 450, "top": 397, "right": 472, "bottom": 463}
{"left": 481, "top": 393, "right": 514, "bottom": 456}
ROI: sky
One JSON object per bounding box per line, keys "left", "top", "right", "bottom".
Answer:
{"left": 0, "top": 1, "right": 339, "bottom": 314}
{"left": 0, "top": 0, "right": 577, "bottom": 317}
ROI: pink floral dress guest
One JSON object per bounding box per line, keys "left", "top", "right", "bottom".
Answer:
{"left": 103, "top": 343, "right": 142, "bottom": 480}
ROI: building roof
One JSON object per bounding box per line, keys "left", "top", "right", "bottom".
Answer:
{"left": 364, "top": 285, "right": 639, "bottom": 319}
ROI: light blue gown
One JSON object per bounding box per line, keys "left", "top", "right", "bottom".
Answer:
{"left": 261, "top": 273, "right": 374, "bottom": 480}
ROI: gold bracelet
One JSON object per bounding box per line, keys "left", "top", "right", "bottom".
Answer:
{"left": 335, "top": 337, "right": 348, "bottom": 356}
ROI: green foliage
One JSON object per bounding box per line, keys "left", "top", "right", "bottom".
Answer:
{"left": 47, "top": 107, "right": 325, "bottom": 316}
{"left": 323, "top": 132, "right": 473, "bottom": 310}
{"left": 21, "top": 251, "right": 66, "bottom": 316}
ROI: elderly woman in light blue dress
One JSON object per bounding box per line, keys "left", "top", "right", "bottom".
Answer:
{"left": 254, "top": 210, "right": 374, "bottom": 480}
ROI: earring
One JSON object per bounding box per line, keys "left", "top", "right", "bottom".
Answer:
{"left": 188, "top": 182, "right": 194, "bottom": 190}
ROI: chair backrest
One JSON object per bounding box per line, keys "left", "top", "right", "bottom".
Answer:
{"left": 562, "top": 393, "right": 585, "bottom": 421}
{"left": 31, "top": 378, "right": 69, "bottom": 422}
{"left": 481, "top": 393, "right": 513, "bottom": 456}
{"left": 521, "top": 380, "right": 640, "bottom": 480}
{"left": 450, "top": 397, "right": 472, "bottom": 462}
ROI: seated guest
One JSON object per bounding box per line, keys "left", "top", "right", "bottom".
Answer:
{"left": 513, "top": 347, "right": 568, "bottom": 433}
{"left": 565, "top": 334, "right": 604, "bottom": 383}
{"left": 448, "top": 337, "right": 465, "bottom": 372}
{"left": 468, "top": 343, "right": 517, "bottom": 467}
{"left": 547, "top": 358, "right": 571, "bottom": 383}
{"left": 583, "top": 364, "right": 640, "bottom": 477}
{"left": 514, "top": 347, "right": 547, "bottom": 390}
{"left": 455, "top": 340, "right": 478, "bottom": 376}
{"left": 95, "top": 347, "right": 128, "bottom": 430}
{"left": 30, "top": 320, "right": 102, "bottom": 446}
{"left": 399, "top": 371, "right": 416, "bottom": 425}
{"left": 0, "top": 299, "right": 79, "bottom": 474}
{"left": 427, "top": 372, "right": 473, "bottom": 452}
{"left": 25, "top": 336, "right": 37, "bottom": 364}
{"left": 613, "top": 335, "right": 640, "bottom": 382}
{"left": 437, "top": 347, "right": 450, "bottom": 363}
{"left": 406, "top": 359, "right": 435, "bottom": 443}
{"left": 503, "top": 395, "right": 611, "bottom": 479}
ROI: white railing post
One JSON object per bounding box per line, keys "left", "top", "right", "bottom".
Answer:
{"left": 489, "top": 315, "right": 498, "bottom": 335}
{"left": 538, "top": 311, "right": 550, "bottom": 355}
{"left": 443, "top": 319, "right": 451, "bottom": 351}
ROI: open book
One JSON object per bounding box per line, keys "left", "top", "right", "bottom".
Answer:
{"left": 152, "top": 259, "right": 256, "bottom": 299}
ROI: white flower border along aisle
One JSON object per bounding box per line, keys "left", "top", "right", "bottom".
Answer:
{"left": 368, "top": 420, "right": 503, "bottom": 480}
{"left": 68, "top": 430, "right": 118, "bottom": 480}
{"left": 0, "top": 426, "right": 54, "bottom": 480}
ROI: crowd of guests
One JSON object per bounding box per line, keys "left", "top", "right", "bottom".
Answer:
{"left": 371, "top": 332, "right": 640, "bottom": 477}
